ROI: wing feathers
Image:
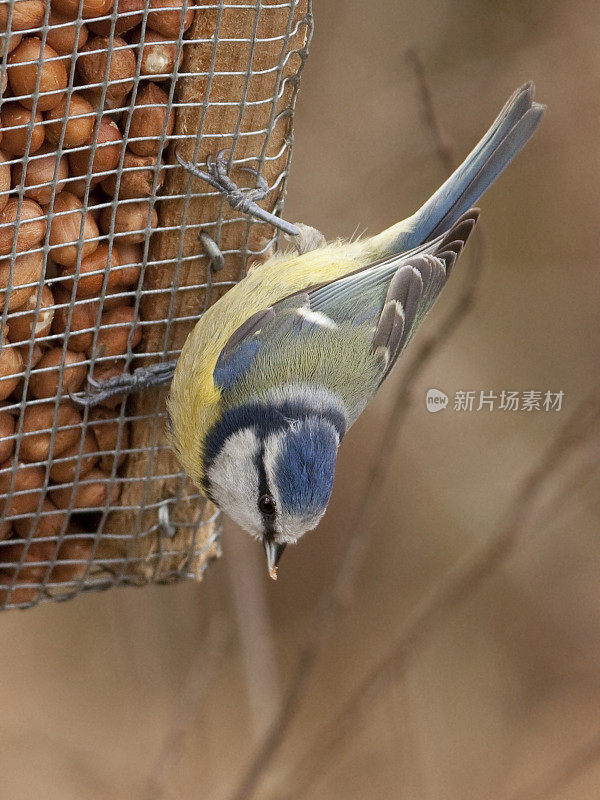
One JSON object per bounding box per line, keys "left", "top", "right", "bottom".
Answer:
{"left": 219, "top": 307, "right": 275, "bottom": 361}
{"left": 437, "top": 210, "right": 479, "bottom": 253}
{"left": 370, "top": 300, "right": 405, "bottom": 364}
{"left": 370, "top": 265, "right": 422, "bottom": 367}
{"left": 214, "top": 209, "right": 479, "bottom": 394}
{"left": 369, "top": 210, "right": 477, "bottom": 380}
{"left": 388, "top": 265, "right": 424, "bottom": 332}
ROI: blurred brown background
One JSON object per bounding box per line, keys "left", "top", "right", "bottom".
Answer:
{"left": 1, "top": 1, "right": 599, "bottom": 799}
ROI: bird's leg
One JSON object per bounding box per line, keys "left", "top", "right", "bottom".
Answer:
{"left": 73, "top": 153, "right": 330, "bottom": 408}
{"left": 175, "top": 148, "right": 301, "bottom": 237}
{"left": 70, "top": 360, "right": 177, "bottom": 407}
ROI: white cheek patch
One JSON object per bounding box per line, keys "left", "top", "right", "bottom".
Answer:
{"left": 209, "top": 428, "right": 263, "bottom": 537}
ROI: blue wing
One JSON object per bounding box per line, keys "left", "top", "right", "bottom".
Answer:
{"left": 213, "top": 295, "right": 321, "bottom": 391}
{"left": 213, "top": 307, "right": 274, "bottom": 391}
{"left": 213, "top": 211, "right": 478, "bottom": 392}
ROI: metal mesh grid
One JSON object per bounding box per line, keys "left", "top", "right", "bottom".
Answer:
{"left": 0, "top": 0, "right": 312, "bottom": 608}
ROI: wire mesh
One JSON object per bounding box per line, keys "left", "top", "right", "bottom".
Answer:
{"left": 0, "top": 0, "right": 312, "bottom": 609}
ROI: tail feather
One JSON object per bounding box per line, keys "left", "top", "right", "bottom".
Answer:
{"left": 427, "top": 108, "right": 544, "bottom": 239}
{"left": 368, "top": 83, "right": 545, "bottom": 256}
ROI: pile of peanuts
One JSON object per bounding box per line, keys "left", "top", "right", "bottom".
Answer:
{"left": 0, "top": 0, "right": 191, "bottom": 604}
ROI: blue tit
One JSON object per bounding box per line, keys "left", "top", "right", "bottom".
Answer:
{"left": 167, "top": 83, "right": 545, "bottom": 578}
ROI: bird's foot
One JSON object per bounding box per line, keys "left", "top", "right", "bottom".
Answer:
{"left": 205, "top": 150, "right": 269, "bottom": 207}
{"left": 71, "top": 361, "right": 177, "bottom": 407}
{"left": 175, "top": 148, "right": 300, "bottom": 237}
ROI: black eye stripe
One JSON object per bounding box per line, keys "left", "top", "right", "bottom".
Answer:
{"left": 256, "top": 443, "right": 278, "bottom": 530}
{"left": 255, "top": 442, "right": 269, "bottom": 496}
{"left": 258, "top": 493, "right": 276, "bottom": 516}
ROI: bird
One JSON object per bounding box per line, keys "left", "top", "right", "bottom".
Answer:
{"left": 71, "top": 83, "right": 544, "bottom": 577}
{"left": 164, "top": 83, "right": 545, "bottom": 578}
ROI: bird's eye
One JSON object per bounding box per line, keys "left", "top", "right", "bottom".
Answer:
{"left": 258, "top": 494, "right": 276, "bottom": 516}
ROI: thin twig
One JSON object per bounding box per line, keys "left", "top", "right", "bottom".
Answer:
{"left": 281, "top": 386, "right": 600, "bottom": 799}
{"left": 406, "top": 48, "right": 455, "bottom": 174}
{"left": 226, "top": 51, "right": 480, "bottom": 800}
{"left": 142, "top": 612, "right": 229, "bottom": 800}
{"left": 505, "top": 729, "right": 600, "bottom": 800}
{"left": 534, "top": 442, "right": 600, "bottom": 527}
{"left": 226, "top": 524, "right": 281, "bottom": 742}
{"left": 0, "top": 725, "right": 117, "bottom": 799}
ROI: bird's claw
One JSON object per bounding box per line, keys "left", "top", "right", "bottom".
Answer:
{"left": 86, "top": 375, "right": 102, "bottom": 389}
{"left": 70, "top": 361, "right": 177, "bottom": 407}
{"left": 203, "top": 150, "right": 269, "bottom": 209}
{"left": 207, "top": 149, "right": 233, "bottom": 185}
{"left": 236, "top": 166, "right": 269, "bottom": 200}
{"left": 70, "top": 372, "right": 131, "bottom": 407}
{"left": 175, "top": 146, "right": 300, "bottom": 237}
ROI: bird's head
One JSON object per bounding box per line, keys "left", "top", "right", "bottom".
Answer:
{"left": 202, "top": 398, "right": 344, "bottom": 578}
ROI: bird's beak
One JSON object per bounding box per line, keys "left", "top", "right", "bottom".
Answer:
{"left": 263, "top": 538, "right": 286, "bottom": 580}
